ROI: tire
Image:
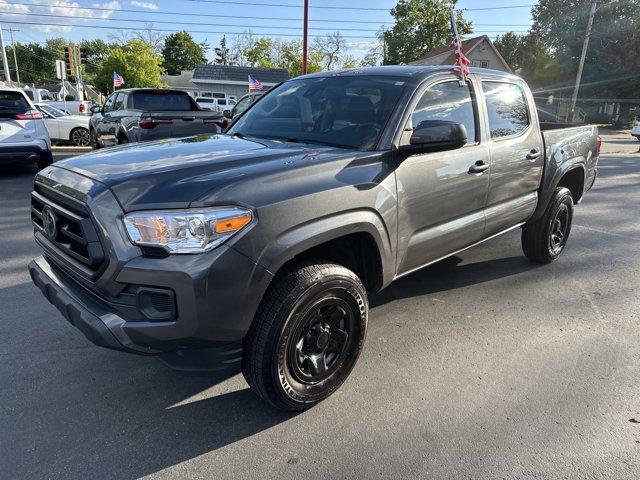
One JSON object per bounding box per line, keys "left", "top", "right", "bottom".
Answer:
{"left": 522, "top": 187, "right": 574, "bottom": 263}
{"left": 90, "top": 128, "right": 101, "bottom": 150}
{"left": 118, "top": 135, "right": 129, "bottom": 145}
{"left": 242, "top": 261, "right": 368, "bottom": 411}
{"left": 70, "top": 127, "right": 91, "bottom": 147}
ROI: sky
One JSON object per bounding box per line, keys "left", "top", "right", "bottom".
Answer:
{"left": 0, "top": 0, "right": 535, "bottom": 60}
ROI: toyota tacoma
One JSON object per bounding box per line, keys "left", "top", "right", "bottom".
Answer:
{"left": 29, "top": 67, "right": 600, "bottom": 411}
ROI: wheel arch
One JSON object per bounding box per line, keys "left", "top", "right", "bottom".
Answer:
{"left": 250, "top": 211, "right": 395, "bottom": 293}
{"left": 529, "top": 162, "right": 586, "bottom": 224}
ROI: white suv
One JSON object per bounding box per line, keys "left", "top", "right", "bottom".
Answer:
{"left": 631, "top": 119, "right": 640, "bottom": 141}
{"left": 0, "top": 86, "right": 53, "bottom": 169}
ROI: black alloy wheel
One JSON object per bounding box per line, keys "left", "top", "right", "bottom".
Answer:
{"left": 549, "top": 202, "right": 570, "bottom": 255}
{"left": 522, "top": 186, "right": 574, "bottom": 263}
{"left": 242, "top": 261, "right": 368, "bottom": 411}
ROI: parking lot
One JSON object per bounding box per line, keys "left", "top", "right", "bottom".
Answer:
{"left": 1, "top": 131, "right": 639, "bottom": 479}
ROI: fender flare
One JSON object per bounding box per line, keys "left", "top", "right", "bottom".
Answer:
{"left": 253, "top": 209, "right": 395, "bottom": 288}
{"left": 529, "top": 161, "right": 586, "bottom": 223}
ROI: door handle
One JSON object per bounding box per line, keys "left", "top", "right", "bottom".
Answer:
{"left": 468, "top": 161, "right": 490, "bottom": 174}
{"left": 526, "top": 149, "right": 541, "bottom": 160}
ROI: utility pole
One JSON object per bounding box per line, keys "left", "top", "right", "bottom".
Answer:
{"left": 569, "top": 1, "right": 597, "bottom": 122}
{"left": 302, "top": 0, "right": 308, "bottom": 75}
{"left": 8, "top": 28, "right": 19, "bottom": 84}
{"left": 0, "top": 24, "right": 12, "bottom": 83}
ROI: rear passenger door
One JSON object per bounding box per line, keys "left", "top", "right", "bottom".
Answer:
{"left": 481, "top": 80, "right": 544, "bottom": 236}
{"left": 395, "top": 77, "right": 491, "bottom": 276}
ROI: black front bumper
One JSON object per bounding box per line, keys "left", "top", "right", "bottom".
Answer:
{"left": 29, "top": 256, "right": 154, "bottom": 354}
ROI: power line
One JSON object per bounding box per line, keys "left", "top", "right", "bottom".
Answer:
{"left": 5, "top": 2, "right": 394, "bottom": 25}
{"left": 0, "top": 20, "right": 380, "bottom": 39}
{"left": 3, "top": 20, "right": 530, "bottom": 39}
{"left": 0, "top": 10, "right": 529, "bottom": 33}
{"left": 0, "top": 11, "right": 384, "bottom": 32}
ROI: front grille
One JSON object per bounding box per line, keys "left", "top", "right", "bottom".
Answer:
{"left": 31, "top": 184, "right": 106, "bottom": 277}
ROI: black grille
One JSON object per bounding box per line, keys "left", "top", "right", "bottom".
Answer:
{"left": 31, "top": 185, "right": 106, "bottom": 277}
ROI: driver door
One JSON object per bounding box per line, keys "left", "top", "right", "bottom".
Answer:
{"left": 395, "top": 76, "right": 491, "bottom": 276}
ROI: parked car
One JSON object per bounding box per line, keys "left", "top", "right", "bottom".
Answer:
{"left": 0, "top": 86, "right": 52, "bottom": 169}
{"left": 230, "top": 92, "right": 262, "bottom": 118}
{"left": 631, "top": 119, "right": 640, "bottom": 141}
{"left": 29, "top": 67, "right": 600, "bottom": 411}
{"left": 196, "top": 96, "right": 237, "bottom": 113}
{"left": 23, "top": 87, "right": 93, "bottom": 116}
{"left": 89, "top": 88, "right": 228, "bottom": 148}
{"left": 34, "top": 103, "right": 91, "bottom": 146}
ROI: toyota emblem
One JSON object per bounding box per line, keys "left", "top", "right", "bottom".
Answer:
{"left": 42, "top": 205, "right": 57, "bottom": 240}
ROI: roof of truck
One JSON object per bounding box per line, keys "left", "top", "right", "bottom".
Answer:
{"left": 297, "top": 65, "right": 520, "bottom": 83}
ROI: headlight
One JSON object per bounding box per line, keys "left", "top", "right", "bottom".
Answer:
{"left": 123, "top": 207, "right": 253, "bottom": 254}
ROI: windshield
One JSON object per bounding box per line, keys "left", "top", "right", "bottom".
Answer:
{"left": 39, "top": 104, "right": 67, "bottom": 118}
{"left": 131, "top": 91, "right": 197, "bottom": 111}
{"left": 229, "top": 76, "right": 406, "bottom": 150}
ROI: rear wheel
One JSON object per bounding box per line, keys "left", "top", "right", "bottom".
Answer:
{"left": 242, "top": 261, "right": 368, "bottom": 411}
{"left": 522, "top": 187, "right": 574, "bottom": 263}
{"left": 70, "top": 127, "right": 90, "bottom": 147}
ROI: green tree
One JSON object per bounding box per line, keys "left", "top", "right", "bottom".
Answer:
{"left": 162, "top": 31, "right": 207, "bottom": 75}
{"left": 214, "top": 35, "right": 233, "bottom": 65}
{"left": 494, "top": 32, "right": 523, "bottom": 71}
{"left": 6, "top": 38, "right": 65, "bottom": 84}
{"left": 383, "top": 0, "right": 472, "bottom": 64}
{"left": 79, "top": 39, "right": 110, "bottom": 85}
{"left": 531, "top": 0, "right": 640, "bottom": 121}
{"left": 244, "top": 38, "right": 274, "bottom": 68}
{"left": 94, "top": 40, "right": 164, "bottom": 94}
{"left": 276, "top": 40, "right": 323, "bottom": 77}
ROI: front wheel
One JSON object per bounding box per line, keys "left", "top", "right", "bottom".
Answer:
{"left": 242, "top": 261, "right": 368, "bottom": 411}
{"left": 70, "top": 127, "right": 91, "bottom": 147}
{"left": 522, "top": 187, "right": 574, "bottom": 263}
{"left": 90, "top": 129, "right": 101, "bottom": 150}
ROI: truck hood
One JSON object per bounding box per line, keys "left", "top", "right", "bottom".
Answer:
{"left": 54, "top": 134, "right": 344, "bottom": 211}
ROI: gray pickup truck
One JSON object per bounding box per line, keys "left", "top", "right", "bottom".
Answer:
{"left": 89, "top": 88, "right": 227, "bottom": 147}
{"left": 29, "top": 67, "right": 599, "bottom": 411}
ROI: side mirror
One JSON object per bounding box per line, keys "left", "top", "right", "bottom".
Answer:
{"left": 90, "top": 105, "right": 101, "bottom": 114}
{"left": 401, "top": 120, "right": 467, "bottom": 153}
{"left": 223, "top": 109, "right": 232, "bottom": 119}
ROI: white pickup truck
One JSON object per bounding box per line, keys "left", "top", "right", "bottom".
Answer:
{"left": 23, "top": 87, "right": 93, "bottom": 116}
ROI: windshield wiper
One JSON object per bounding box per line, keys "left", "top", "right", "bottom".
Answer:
{"left": 231, "top": 132, "right": 245, "bottom": 138}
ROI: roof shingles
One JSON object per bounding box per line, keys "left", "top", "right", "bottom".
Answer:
{"left": 193, "top": 65, "right": 289, "bottom": 84}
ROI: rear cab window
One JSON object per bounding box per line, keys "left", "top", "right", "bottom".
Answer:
{"left": 482, "top": 82, "right": 530, "bottom": 138}
{"left": 131, "top": 91, "right": 197, "bottom": 111}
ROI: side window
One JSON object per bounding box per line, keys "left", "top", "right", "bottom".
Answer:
{"left": 112, "top": 93, "right": 125, "bottom": 111}
{"left": 234, "top": 97, "right": 252, "bottom": 116}
{"left": 411, "top": 80, "right": 477, "bottom": 143}
{"left": 103, "top": 93, "right": 116, "bottom": 113}
{"left": 482, "top": 82, "right": 530, "bottom": 138}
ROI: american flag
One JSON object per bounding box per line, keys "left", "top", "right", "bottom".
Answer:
{"left": 248, "top": 75, "right": 262, "bottom": 90}
{"left": 450, "top": 11, "right": 470, "bottom": 82}
{"left": 113, "top": 72, "right": 125, "bottom": 88}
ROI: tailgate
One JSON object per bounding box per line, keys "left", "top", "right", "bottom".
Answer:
{"left": 140, "top": 111, "right": 226, "bottom": 137}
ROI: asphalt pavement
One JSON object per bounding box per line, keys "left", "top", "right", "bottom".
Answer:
{"left": 1, "top": 132, "right": 639, "bottom": 479}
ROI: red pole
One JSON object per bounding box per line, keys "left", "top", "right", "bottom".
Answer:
{"left": 302, "top": 0, "right": 308, "bottom": 74}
